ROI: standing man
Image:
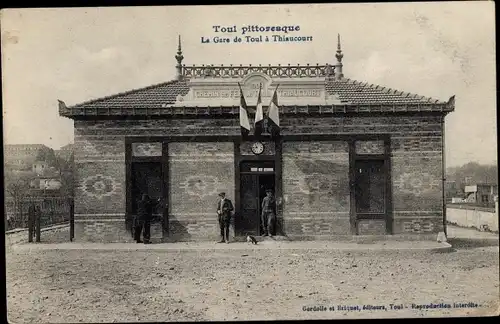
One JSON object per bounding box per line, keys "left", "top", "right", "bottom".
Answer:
{"left": 217, "top": 192, "right": 234, "bottom": 243}
{"left": 135, "top": 193, "right": 156, "bottom": 244}
{"left": 261, "top": 189, "right": 277, "bottom": 236}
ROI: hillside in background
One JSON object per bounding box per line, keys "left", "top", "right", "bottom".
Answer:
{"left": 447, "top": 162, "right": 498, "bottom": 185}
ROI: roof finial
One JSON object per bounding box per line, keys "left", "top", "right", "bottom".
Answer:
{"left": 335, "top": 33, "right": 344, "bottom": 80}
{"left": 175, "top": 35, "right": 184, "bottom": 80}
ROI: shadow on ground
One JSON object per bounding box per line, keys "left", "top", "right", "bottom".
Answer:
{"left": 448, "top": 237, "right": 499, "bottom": 249}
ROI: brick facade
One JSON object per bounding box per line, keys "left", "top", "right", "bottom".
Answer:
{"left": 391, "top": 133, "right": 444, "bottom": 234}
{"left": 357, "top": 220, "right": 386, "bottom": 235}
{"left": 71, "top": 114, "right": 444, "bottom": 241}
{"left": 168, "top": 142, "right": 235, "bottom": 240}
{"left": 281, "top": 116, "right": 444, "bottom": 236}
{"left": 282, "top": 141, "right": 350, "bottom": 236}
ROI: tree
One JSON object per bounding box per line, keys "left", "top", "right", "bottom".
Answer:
{"left": 447, "top": 162, "right": 498, "bottom": 190}
{"left": 35, "top": 147, "right": 57, "bottom": 166}
{"left": 52, "top": 152, "right": 75, "bottom": 198}
{"left": 5, "top": 170, "right": 35, "bottom": 229}
{"left": 446, "top": 162, "right": 498, "bottom": 203}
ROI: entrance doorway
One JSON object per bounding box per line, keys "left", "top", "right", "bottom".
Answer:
{"left": 354, "top": 159, "right": 387, "bottom": 232}
{"left": 238, "top": 161, "right": 275, "bottom": 236}
{"left": 130, "top": 162, "right": 163, "bottom": 234}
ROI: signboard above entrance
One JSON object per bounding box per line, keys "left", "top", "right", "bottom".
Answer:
{"left": 168, "top": 72, "right": 342, "bottom": 107}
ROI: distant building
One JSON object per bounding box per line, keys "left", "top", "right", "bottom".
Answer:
{"left": 29, "top": 166, "right": 61, "bottom": 190}
{"left": 30, "top": 176, "right": 62, "bottom": 190}
{"left": 4, "top": 144, "right": 49, "bottom": 170}
{"left": 32, "top": 161, "right": 49, "bottom": 175}
{"left": 55, "top": 143, "right": 74, "bottom": 160}
{"left": 445, "top": 180, "right": 464, "bottom": 198}
{"left": 464, "top": 184, "right": 499, "bottom": 205}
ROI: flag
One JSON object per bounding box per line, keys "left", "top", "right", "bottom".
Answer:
{"left": 254, "top": 83, "right": 264, "bottom": 136}
{"left": 267, "top": 85, "right": 280, "bottom": 137}
{"left": 238, "top": 83, "right": 251, "bottom": 137}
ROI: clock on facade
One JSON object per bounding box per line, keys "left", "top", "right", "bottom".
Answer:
{"left": 251, "top": 142, "right": 265, "bottom": 155}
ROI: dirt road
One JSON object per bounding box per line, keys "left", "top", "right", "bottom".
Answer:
{"left": 6, "top": 240, "right": 499, "bottom": 322}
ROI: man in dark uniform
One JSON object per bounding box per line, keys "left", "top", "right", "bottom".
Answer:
{"left": 261, "top": 189, "right": 276, "bottom": 236}
{"left": 135, "top": 193, "right": 156, "bottom": 244}
{"left": 216, "top": 192, "right": 234, "bottom": 243}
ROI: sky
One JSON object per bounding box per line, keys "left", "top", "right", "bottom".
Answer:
{"left": 1, "top": 2, "right": 496, "bottom": 167}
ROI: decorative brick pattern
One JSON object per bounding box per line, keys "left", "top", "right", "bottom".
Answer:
{"left": 357, "top": 220, "right": 386, "bottom": 235}
{"left": 73, "top": 130, "right": 126, "bottom": 229}
{"left": 168, "top": 142, "right": 235, "bottom": 238}
{"left": 75, "top": 221, "right": 133, "bottom": 243}
{"left": 240, "top": 141, "right": 275, "bottom": 156}
{"left": 180, "top": 175, "right": 220, "bottom": 198}
{"left": 403, "top": 219, "right": 435, "bottom": 233}
{"left": 80, "top": 174, "right": 121, "bottom": 199}
{"left": 73, "top": 137, "right": 125, "bottom": 161}
{"left": 69, "top": 113, "right": 446, "bottom": 241}
{"left": 169, "top": 142, "right": 234, "bottom": 159}
{"left": 75, "top": 162, "right": 125, "bottom": 215}
{"left": 391, "top": 137, "right": 442, "bottom": 152}
{"left": 168, "top": 218, "right": 235, "bottom": 240}
{"left": 132, "top": 142, "right": 162, "bottom": 156}
{"left": 389, "top": 133, "right": 444, "bottom": 235}
{"left": 355, "top": 140, "right": 385, "bottom": 155}
{"left": 392, "top": 217, "right": 443, "bottom": 234}
{"left": 283, "top": 141, "right": 350, "bottom": 235}
{"left": 391, "top": 155, "right": 442, "bottom": 211}
{"left": 283, "top": 218, "right": 350, "bottom": 235}
{"left": 185, "top": 220, "right": 220, "bottom": 238}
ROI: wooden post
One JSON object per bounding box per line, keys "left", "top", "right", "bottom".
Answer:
{"left": 28, "top": 204, "right": 34, "bottom": 243}
{"left": 35, "top": 205, "right": 41, "bottom": 243}
{"left": 69, "top": 198, "right": 74, "bottom": 242}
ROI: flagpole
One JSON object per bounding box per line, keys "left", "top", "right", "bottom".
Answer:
{"left": 267, "top": 84, "right": 281, "bottom": 137}
{"left": 238, "top": 82, "right": 251, "bottom": 138}
{"left": 254, "top": 83, "right": 264, "bottom": 137}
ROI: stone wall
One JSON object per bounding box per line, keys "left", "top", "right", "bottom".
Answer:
{"left": 168, "top": 142, "right": 235, "bottom": 240}
{"left": 282, "top": 141, "right": 350, "bottom": 236}
{"left": 447, "top": 204, "right": 499, "bottom": 232}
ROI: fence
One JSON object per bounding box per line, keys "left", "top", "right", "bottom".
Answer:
{"left": 6, "top": 196, "right": 73, "bottom": 232}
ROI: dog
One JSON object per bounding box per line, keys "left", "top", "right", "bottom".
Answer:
{"left": 479, "top": 224, "right": 490, "bottom": 232}
{"left": 246, "top": 235, "right": 258, "bottom": 245}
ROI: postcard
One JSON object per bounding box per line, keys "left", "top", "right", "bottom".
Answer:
{"left": 2, "top": 2, "right": 498, "bottom": 322}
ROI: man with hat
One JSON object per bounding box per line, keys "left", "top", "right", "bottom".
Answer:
{"left": 261, "top": 189, "right": 277, "bottom": 236}
{"left": 135, "top": 193, "right": 159, "bottom": 244}
{"left": 216, "top": 192, "right": 234, "bottom": 243}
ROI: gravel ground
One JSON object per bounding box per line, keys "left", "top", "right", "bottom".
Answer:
{"left": 6, "top": 239, "right": 500, "bottom": 323}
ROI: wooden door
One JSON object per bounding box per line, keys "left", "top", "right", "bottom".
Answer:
{"left": 238, "top": 174, "right": 260, "bottom": 236}
{"left": 354, "top": 159, "right": 386, "bottom": 222}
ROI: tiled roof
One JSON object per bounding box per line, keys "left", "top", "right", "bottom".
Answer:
{"left": 67, "top": 77, "right": 446, "bottom": 111}
{"left": 325, "top": 78, "right": 447, "bottom": 104}
{"left": 68, "top": 80, "right": 189, "bottom": 109}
